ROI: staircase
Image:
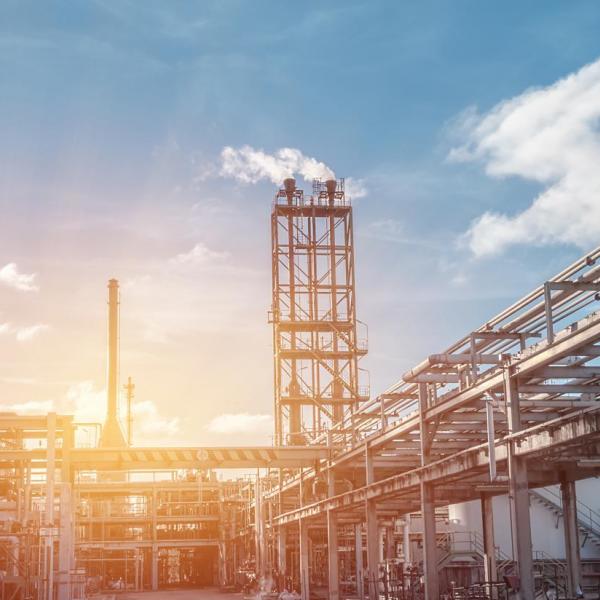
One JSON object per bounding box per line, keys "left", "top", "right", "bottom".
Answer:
{"left": 532, "top": 549, "right": 568, "bottom": 596}
{"left": 437, "top": 530, "right": 513, "bottom": 574}
{"left": 530, "top": 488, "right": 600, "bottom": 550}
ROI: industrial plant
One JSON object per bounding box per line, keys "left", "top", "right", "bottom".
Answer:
{"left": 1, "top": 177, "right": 599, "bottom": 600}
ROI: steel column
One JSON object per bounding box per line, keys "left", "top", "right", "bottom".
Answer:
{"left": 356, "top": 524, "right": 365, "bottom": 600}
{"left": 420, "top": 482, "right": 438, "bottom": 600}
{"left": 151, "top": 545, "right": 158, "bottom": 591}
{"left": 481, "top": 493, "right": 498, "bottom": 591}
{"left": 560, "top": 478, "right": 582, "bottom": 597}
{"left": 365, "top": 447, "right": 379, "bottom": 600}
{"left": 278, "top": 525, "right": 287, "bottom": 580}
{"left": 504, "top": 367, "right": 534, "bottom": 600}
{"left": 327, "top": 469, "right": 340, "bottom": 600}
{"left": 419, "top": 383, "right": 439, "bottom": 600}
{"left": 299, "top": 520, "right": 310, "bottom": 600}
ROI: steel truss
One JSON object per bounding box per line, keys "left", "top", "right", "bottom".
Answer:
{"left": 255, "top": 246, "right": 600, "bottom": 600}
{"left": 270, "top": 177, "right": 368, "bottom": 445}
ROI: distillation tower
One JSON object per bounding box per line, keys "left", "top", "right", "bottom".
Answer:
{"left": 270, "top": 178, "right": 368, "bottom": 445}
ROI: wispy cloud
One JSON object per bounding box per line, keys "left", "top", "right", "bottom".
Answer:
{"left": 362, "top": 219, "right": 439, "bottom": 248}
{"left": 0, "top": 400, "right": 53, "bottom": 414}
{"left": 65, "top": 381, "right": 106, "bottom": 422}
{"left": 65, "top": 381, "right": 179, "bottom": 439}
{"left": 0, "top": 323, "right": 49, "bottom": 342}
{"left": 15, "top": 324, "right": 49, "bottom": 342}
{"left": 449, "top": 58, "right": 600, "bottom": 257}
{"left": 220, "top": 145, "right": 334, "bottom": 184}
{"left": 206, "top": 412, "right": 272, "bottom": 435}
{"left": 345, "top": 177, "right": 368, "bottom": 199}
{"left": 132, "top": 400, "right": 179, "bottom": 436}
{"left": 0, "top": 263, "right": 39, "bottom": 292}
{"left": 217, "top": 145, "right": 368, "bottom": 199}
{"left": 171, "top": 242, "right": 230, "bottom": 265}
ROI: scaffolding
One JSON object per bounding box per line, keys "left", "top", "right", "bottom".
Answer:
{"left": 270, "top": 177, "right": 368, "bottom": 445}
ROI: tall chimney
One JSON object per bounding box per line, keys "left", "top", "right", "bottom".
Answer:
{"left": 107, "top": 278, "right": 119, "bottom": 421}
{"left": 99, "top": 279, "right": 127, "bottom": 448}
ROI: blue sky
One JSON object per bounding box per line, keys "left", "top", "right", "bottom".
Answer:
{"left": 2, "top": 1, "right": 600, "bottom": 444}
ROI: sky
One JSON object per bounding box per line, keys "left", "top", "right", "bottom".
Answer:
{"left": 2, "top": 1, "right": 600, "bottom": 446}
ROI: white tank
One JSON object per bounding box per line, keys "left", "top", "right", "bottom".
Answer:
{"left": 447, "top": 477, "right": 600, "bottom": 560}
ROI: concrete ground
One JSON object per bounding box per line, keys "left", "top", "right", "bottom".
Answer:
{"left": 120, "top": 590, "right": 241, "bottom": 600}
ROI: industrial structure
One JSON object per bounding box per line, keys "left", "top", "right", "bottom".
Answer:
{"left": 271, "top": 178, "right": 368, "bottom": 444}
{"left": 1, "top": 178, "right": 600, "bottom": 600}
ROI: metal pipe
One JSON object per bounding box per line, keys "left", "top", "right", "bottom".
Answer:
{"left": 485, "top": 396, "right": 496, "bottom": 481}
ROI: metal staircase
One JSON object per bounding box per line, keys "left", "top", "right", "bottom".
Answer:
{"left": 437, "top": 531, "right": 513, "bottom": 573}
{"left": 530, "top": 487, "right": 600, "bottom": 550}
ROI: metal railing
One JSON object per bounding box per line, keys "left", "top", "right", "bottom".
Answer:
{"left": 532, "top": 487, "right": 600, "bottom": 541}
{"left": 312, "top": 246, "right": 600, "bottom": 450}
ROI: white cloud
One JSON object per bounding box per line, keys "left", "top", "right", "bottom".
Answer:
{"left": 0, "top": 322, "right": 49, "bottom": 342}
{"left": 15, "top": 324, "right": 49, "bottom": 342}
{"left": 0, "top": 263, "right": 38, "bottom": 292}
{"left": 449, "top": 58, "right": 600, "bottom": 257}
{"left": 132, "top": 400, "right": 179, "bottom": 436}
{"left": 64, "top": 381, "right": 179, "bottom": 439}
{"left": 0, "top": 400, "right": 53, "bottom": 414}
{"left": 206, "top": 412, "right": 272, "bottom": 435}
{"left": 171, "top": 242, "right": 230, "bottom": 265}
{"left": 345, "top": 177, "right": 368, "bottom": 199}
{"left": 364, "top": 219, "right": 439, "bottom": 248}
{"left": 65, "top": 381, "right": 106, "bottom": 422}
{"left": 216, "top": 144, "right": 369, "bottom": 198}
{"left": 220, "top": 145, "right": 335, "bottom": 185}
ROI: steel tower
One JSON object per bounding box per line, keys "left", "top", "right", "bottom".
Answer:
{"left": 270, "top": 177, "right": 368, "bottom": 445}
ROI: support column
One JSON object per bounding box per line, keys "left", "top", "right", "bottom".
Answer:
{"left": 57, "top": 484, "right": 73, "bottom": 600}
{"left": 327, "top": 469, "right": 340, "bottom": 600}
{"left": 255, "top": 477, "right": 264, "bottom": 579}
{"left": 560, "top": 478, "right": 582, "bottom": 597}
{"left": 278, "top": 468, "right": 287, "bottom": 584}
{"left": 58, "top": 420, "right": 74, "bottom": 600}
{"left": 481, "top": 493, "right": 498, "bottom": 591}
{"left": 299, "top": 520, "right": 310, "bottom": 600}
{"left": 151, "top": 488, "right": 158, "bottom": 591}
{"left": 402, "top": 515, "right": 411, "bottom": 565}
{"left": 420, "top": 483, "right": 438, "bottom": 600}
{"left": 151, "top": 545, "right": 159, "bottom": 591}
{"left": 278, "top": 525, "right": 287, "bottom": 580}
{"left": 418, "top": 383, "right": 438, "bottom": 600}
{"left": 365, "top": 446, "right": 379, "bottom": 600}
{"left": 45, "top": 413, "right": 56, "bottom": 600}
{"left": 385, "top": 525, "right": 395, "bottom": 560}
{"left": 355, "top": 524, "right": 365, "bottom": 600}
{"left": 299, "top": 470, "right": 310, "bottom": 600}
{"left": 504, "top": 366, "right": 534, "bottom": 600}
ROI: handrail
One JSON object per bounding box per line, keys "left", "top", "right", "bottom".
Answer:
{"left": 442, "top": 530, "right": 512, "bottom": 563}
{"left": 532, "top": 549, "right": 567, "bottom": 572}
{"left": 312, "top": 245, "right": 600, "bottom": 448}
{"left": 532, "top": 488, "right": 600, "bottom": 539}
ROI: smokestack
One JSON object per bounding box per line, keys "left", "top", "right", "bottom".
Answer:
{"left": 325, "top": 179, "right": 337, "bottom": 205}
{"left": 107, "top": 279, "right": 119, "bottom": 421}
{"left": 283, "top": 177, "right": 296, "bottom": 205}
{"left": 99, "top": 279, "right": 126, "bottom": 448}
